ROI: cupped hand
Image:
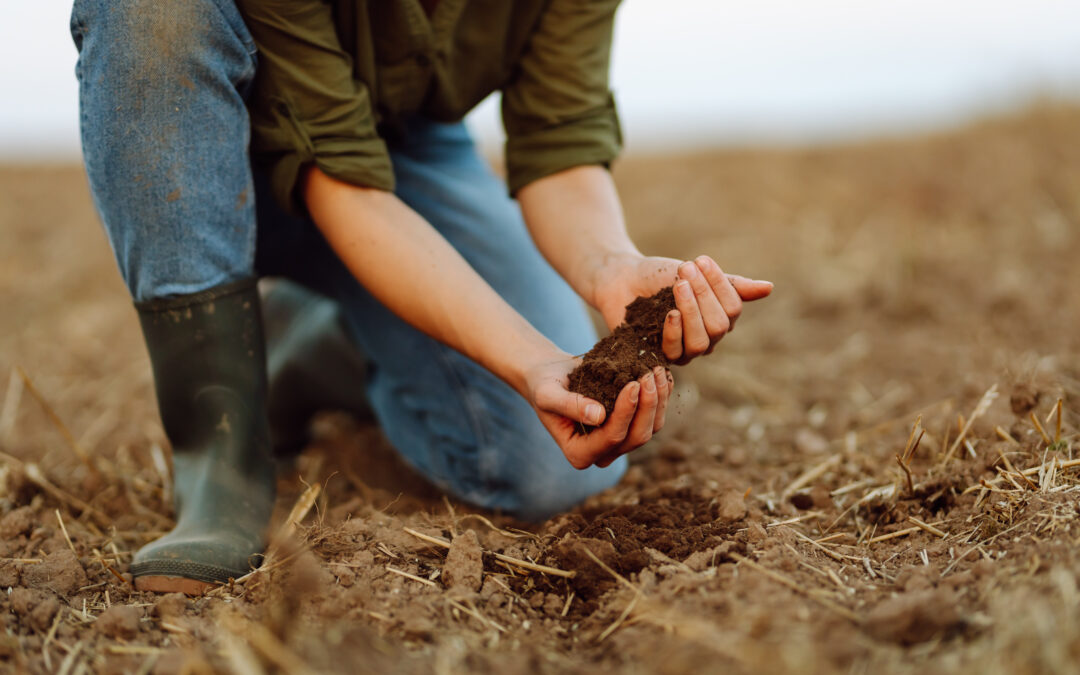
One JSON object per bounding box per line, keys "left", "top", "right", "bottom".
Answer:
{"left": 525, "top": 354, "right": 672, "bottom": 469}
{"left": 593, "top": 254, "right": 773, "bottom": 365}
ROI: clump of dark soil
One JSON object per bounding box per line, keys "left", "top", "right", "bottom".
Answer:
{"left": 546, "top": 487, "right": 748, "bottom": 600}
{"left": 568, "top": 287, "right": 676, "bottom": 419}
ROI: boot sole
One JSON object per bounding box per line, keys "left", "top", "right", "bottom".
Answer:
{"left": 135, "top": 575, "right": 218, "bottom": 596}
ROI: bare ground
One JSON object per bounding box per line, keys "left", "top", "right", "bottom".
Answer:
{"left": 2, "top": 105, "right": 1080, "bottom": 674}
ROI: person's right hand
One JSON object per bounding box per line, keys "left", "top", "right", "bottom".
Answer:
{"left": 523, "top": 354, "right": 672, "bottom": 469}
{"left": 592, "top": 254, "right": 773, "bottom": 365}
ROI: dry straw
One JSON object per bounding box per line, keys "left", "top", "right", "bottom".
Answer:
{"left": 404, "top": 527, "right": 575, "bottom": 578}
{"left": 941, "top": 384, "right": 998, "bottom": 465}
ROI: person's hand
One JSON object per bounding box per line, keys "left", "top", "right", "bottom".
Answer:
{"left": 592, "top": 253, "right": 773, "bottom": 365}
{"left": 523, "top": 354, "right": 672, "bottom": 469}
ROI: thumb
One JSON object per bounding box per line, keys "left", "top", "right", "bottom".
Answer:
{"left": 535, "top": 382, "right": 607, "bottom": 426}
{"left": 727, "top": 274, "right": 774, "bottom": 301}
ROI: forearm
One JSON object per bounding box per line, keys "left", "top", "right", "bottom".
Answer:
{"left": 517, "top": 165, "right": 774, "bottom": 347}
{"left": 516, "top": 165, "right": 641, "bottom": 310}
{"left": 303, "top": 168, "right": 563, "bottom": 397}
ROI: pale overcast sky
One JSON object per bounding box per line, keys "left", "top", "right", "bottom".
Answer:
{"left": 2, "top": 1, "right": 1079, "bottom": 161}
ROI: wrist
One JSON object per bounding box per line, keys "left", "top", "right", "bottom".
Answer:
{"left": 582, "top": 248, "right": 643, "bottom": 313}
{"left": 505, "top": 337, "right": 572, "bottom": 401}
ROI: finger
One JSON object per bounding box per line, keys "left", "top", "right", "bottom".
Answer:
{"left": 696, "top": 256, "right": 743, "bottom": 329}
{"left": 534, "top": 383, "right": 606, "bottom": 426}
{"left": 598, "top": 370, "right": 663, "bottom": 467}
{"left": 673, "top": 279, "right": 710, "bottom": 361}
{"left": 560, "top": 382, "right": 640, "bottom": 469}
{"left": 600, "top": 380, "right": 639, "bottom": 447}
{"left": 652, "top": 366, "right": 670, "bottom": 432}
{"left": 662, "top": 310, "right": 683, "bottom": 361}
{"left": 621, "top": 371, "right": 658, "bottom": 450}
{"left": 726, "top": 274, "right": 774, "bottom": 301}
{"left": 679, "top": 260, "right": 730, "bottom": 341}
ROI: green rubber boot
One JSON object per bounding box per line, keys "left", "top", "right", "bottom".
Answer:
{"left": 261, "top": 279, "right": 372, "bottom": 461}
{"left": 131, "top": 279, "right": 277, "bottom": 595}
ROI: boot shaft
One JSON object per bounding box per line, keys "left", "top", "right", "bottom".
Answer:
{"left": 136, "top": 279, "right": 274, "bottom": 511}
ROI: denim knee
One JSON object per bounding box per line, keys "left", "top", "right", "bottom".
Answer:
{"left": 500, "top": 433, "right": 628, "bottom": 523}
{"left": 73, "top": 0, "right": 259, "bottom": 301}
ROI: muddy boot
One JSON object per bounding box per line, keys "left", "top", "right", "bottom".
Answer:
{"left": 131, "top": 279, "right": 277, "bottom": 595}
{"left": 260, "top": 280, "right": 372, "bottom": 462}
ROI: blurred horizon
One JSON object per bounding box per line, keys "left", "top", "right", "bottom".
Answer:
{"left": 2, "top": 1, "right": 1079, "bottom": 162}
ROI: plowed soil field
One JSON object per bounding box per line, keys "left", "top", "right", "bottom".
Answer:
{"left": 2, "top": 106, "right": 1080, "bottom": 674}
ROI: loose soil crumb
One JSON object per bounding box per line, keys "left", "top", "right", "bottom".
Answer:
{"left": 443, "top": 530, "right": 483, "bottom": 592}
{"left": 94, "top": 605, "right": 142, "bottom": 640}
{"left": 1009, "top": 382, "right": 1040, "bottom": 416}
{"left": 716, "top": 488, "right": 749, "bottom": 522}
{"left": 9, "top": 589, "right": 58, "bottom": 633}
{"left": 152, "top": 592, "right": 189, "bottom": 620}
{"left": 22, "top": 549, "right": 88, "bottom": 598}
{"left": 0, "top": 506, "right": 36, "bottom": 539}
{"left": 569, "top": 287, "right": 676, "bottom": 418}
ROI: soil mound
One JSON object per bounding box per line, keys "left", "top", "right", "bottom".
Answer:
{"left": 548, "top": 487, "right": 747, "bottom": 600}
{"left": 568, "top": 287, "right": 676, "bottom": 420}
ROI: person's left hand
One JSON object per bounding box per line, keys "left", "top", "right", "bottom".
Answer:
{"left": 523, "top": 353, "right": 672, "bottom": 469}
{"left": 592, "top": 254, "right": 773, "bottom": 365}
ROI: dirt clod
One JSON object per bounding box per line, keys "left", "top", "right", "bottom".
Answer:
{"left": 716, "top": 489, "right": 748, "bottom": 523}
{"left": 29, "top": 597, "right": 59, "bottom": 632}
{"left": 9, "top": 588, "right": 59, "bottom": 632}
{"left": 22, "top": 549, "right": 87, "bottom": 598}
{"left": 95, "top": 605, "right": 142, "bottom": 640}
{"left": 443, "top": 529, "right": 483, "bottom": 592}
{"left": 789, "top": 492, "right": 815, "bottom": 510}
{"left": 0, "top": 561, "right": 19, "bottom": 587}
{"left": 1009, "top": 382, "right": 1040, "bottom": 416}
{"left": 0, "top": 506, "right": 36, "bottom": 539}
{"left": 153, "top": 592, "right": 189, "bottom": 619}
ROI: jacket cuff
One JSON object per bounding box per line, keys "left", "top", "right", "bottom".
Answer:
{"left": 504, "top": 98, "right": 623, "bottom": 196}
{"left": 260, "top": 99, "right": 395, "bottom": 218}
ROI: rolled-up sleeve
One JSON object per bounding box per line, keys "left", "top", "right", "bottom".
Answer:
{"left": 238, "top": 0, "right": 393, "bottom": 215}
{"left": 501, "top": 0, "right": 623, "bottom": 195}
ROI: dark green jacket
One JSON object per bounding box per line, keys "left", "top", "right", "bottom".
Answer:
{"left": 237, "top": 0, "right": 623, "bottom": 214}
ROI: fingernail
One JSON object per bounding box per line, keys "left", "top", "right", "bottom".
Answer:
{"left": 668, "top": 310, "right": 680, "bottom": 322}
{"left": 585, "top": 403, "right": 603, "bottom": 425}
{"left": 677, "top": 280, "right": 692, "bottom": 297}
{"left": 695, "top": 255, "right": 711, "bottom": 266}
{"left": 643, "top": 375, "right": 655, "bottom": 393}
{"left": 654, "top": 366, "right": 665, "bottom": 379}
{"left": 680, "top": 261, "right": 699, "bottom": 278}
{"left": 629, "top": 382, "right": 640, "bottom": 404}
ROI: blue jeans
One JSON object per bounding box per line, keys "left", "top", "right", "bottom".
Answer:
{"left": 71, "top": 0, "right": 625, "bottom": 520}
